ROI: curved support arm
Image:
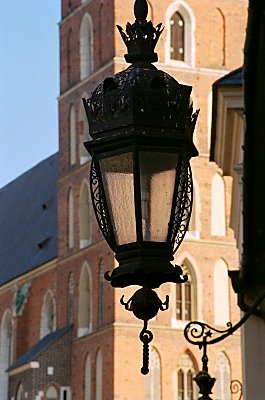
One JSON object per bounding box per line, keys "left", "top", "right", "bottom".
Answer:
{"left": 184, "top": 288, "right": 265, "bottom": 347}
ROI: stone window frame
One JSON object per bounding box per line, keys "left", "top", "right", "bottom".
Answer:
{"left": 214, "top": 352, "right": 231, "bottom": 400}
{"left": 40, "top": 291, "right": 56, "bottom": 339}
{"left": 213, "top": 258, "right": 230, "bottom": 327}
{"left": 69, "top": 104, "right": 76, "bottom": 166}
{"left": 80, "top": 13, "right": 94, "bottom": 80}
{"left": 78, "top": 262, "right": 93, "bottom": 337}
{"left": 67, "top": 187, "right": 75, "bottom": 249}
{"left": 79, "top": 180, "right": 92, "bottom": 249}
{"left": 165, "top": 0, "right": 195, "bottom": 67}
{"left": 177, "top": 353, "right": 197, "bottom": 400}
{"left": 171, "top": 252, "right": 203, "bottom": 328}
{"left": 211, "top": 173, "right": 226, "bottom": 236}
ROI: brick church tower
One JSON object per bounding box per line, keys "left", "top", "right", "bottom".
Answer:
{"left": 57, "top": 0, "right": 247, "bottom": 399}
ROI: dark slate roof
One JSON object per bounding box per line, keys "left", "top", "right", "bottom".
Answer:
{"left": 213, "top": 66, "right": 243, "bottom": 88}
{"left": 0, "top": 153, "right": 58, "bottom": 285}
{"left": 8, "top": 325, "right": 72, "bottom": 371}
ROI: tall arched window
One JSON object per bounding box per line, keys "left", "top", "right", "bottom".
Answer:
{"left": 177, "top": 353, "right": 197, "bottom": 400}
{"left": 79, "top": 96, "right": 90, "bottom": 164}
{"left": 15, "top": 382, "right": 24, "bottom": 400}
{"left": 98, "top": 262, "right": 105, "bottom": 325}
{"left": 0, "top": 310, "right": 13, "bottom": 400}
{"left": 85, "top": 354, "right": 91, "bottom": 400}
{"left": 45, "top": 385, "right": 59, "bottom": 400}
{"left": 211, "top": 173, "right": 226, "bottom": 236}
{"left": 145, "top": 347, "right": 161, "bottom": 400}
{"left": 79, "top": 181, "right": 91, "bottom": 248}
{"left": 213, "top": 259, "right": 230, "bottom": 326}
{"left": 80, "top": 14, "right": 93, "bottom": 80}
{"left": 67, "top": 28, "right": 73, "bottom": 84}
{"left": 187, "top": 178, "right": 200, "bottom": 239}
{"left": 78, "top": 263, "right": 92, "bottom": 337}
{"left": 176, "top": 260, "right": 197, "bottom": 321}
{"left": 68, "top": 273, "right": 74, "bottom": 324}
{"left": 68, "top": 188, "right": 74, "bottom": 249}
{"left": 40, "top": 291, "right": 56, "bottom": 339}
{"left": 170, "top": 11, "right": 185, "bottom": 61}
{"left": 214, "top": 352, "right": 231, "bottom": 400}
{"left": 95, "top": 349, "right": 103, "bottom": 400}
{"left": 69, "top": 105, "right": 76, "bottom": 165}
{"left": 166, "top": 1, "right": 195, "bottom": 65}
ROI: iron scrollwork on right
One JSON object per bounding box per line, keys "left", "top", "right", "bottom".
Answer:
{"left": 230, "top": 379, "right": 243, "bottom": 400}
{"left": 184, "top": 289, "right": 265, "bottom": 399}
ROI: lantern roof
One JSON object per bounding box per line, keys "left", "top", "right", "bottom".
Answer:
{"left": 83, "top": 0, "right": 199, "bottom": 158}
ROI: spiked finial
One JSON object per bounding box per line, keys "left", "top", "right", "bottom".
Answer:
{"left": 117, "top": 0, "right": 163, "bottom": 64}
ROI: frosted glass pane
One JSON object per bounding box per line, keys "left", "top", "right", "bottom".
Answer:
{"left": 100, "top": 153, "right": 136, "bottom": 245}
{"left": 140, "top": 152, "right": 178, "bottom": 241}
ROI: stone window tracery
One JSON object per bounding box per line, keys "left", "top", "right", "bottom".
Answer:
{"left": 214, "top": 352, "right": 231, "bottom": 400}
{"left": 177, "top": 353, "right": 197, "bottom": 400}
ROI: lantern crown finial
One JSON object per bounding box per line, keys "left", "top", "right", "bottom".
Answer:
{"left": 117, "top": 0, "right": 164, "bottom": 64}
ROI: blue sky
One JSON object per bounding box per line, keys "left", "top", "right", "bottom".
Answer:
{"left": 0, "top": 1, "right": 60, "bottom": 188}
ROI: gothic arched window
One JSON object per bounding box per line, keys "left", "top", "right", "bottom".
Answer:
{"left": 145, "top": 347, "right": 161, "bottom": 400}
{"left": 177, "top": 353, "right": 197, "bottom": 400}
{"left": 79, "top": 181, "right": 91, "bottom": 249}
{"left": 95, "top": 349, "right": 103, "bottom": 400}
{"left": 67, "top": 28, "right": 73, "bottom": 84}
{"left": 166, "top": 1, "right": 195, "bottom": 66}
{"left": 0, "top": 310, "right": 13, "bottom": 400}
{"left": 98, "top": 262, "right": 105, "bottom": 325}
{"left": 170, "top": 11, "right": 185, "bottom": 61}
{"left": 69, "top": 105, "right": 76, "bottom": 165}
{"left": 215, "top": 352, "right": 231, "bottom": 400}
{"left": 213, "top": 259, "right": 230, "bottom": 326}
{"left": 186, "top": 177, "right": 200, "bottom": 239}
{"left": 85, "top": 354, "right": 91, "bottom": 400}
{"left": 68, "top": 273, "right": 74, "bottom": 324}
{"left": 40, "top": 291, "right": 56, "bottom": 339}
{"left": 80, "top": 14, "right": 93, "bottom": 80}
{"left": 45, "top": 385, "right": 59, "bottom": 400}
{"left": 176, "top": 260, "right": 197, "bottom": 321}
{"left": 67, "top": 188, "right": 74, "bottom": 248}
{"left": 211, "top": 173, "right": 226, "bottom": 236}
{"left": 15, "top": 382, "right": 24, "bottom": 400}
{"left": 78, "top": 263, "right": 92, "bottom": 337}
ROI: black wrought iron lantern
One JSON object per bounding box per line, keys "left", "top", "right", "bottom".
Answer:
{"left": 83, "top": 0, "right": 198, "bottom": 289}
{"left": 82, "top": 0, "right": 199, "bottom": 374}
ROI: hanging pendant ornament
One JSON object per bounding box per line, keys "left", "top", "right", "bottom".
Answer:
{"left": 120, "top": 287, "right": 169, "bottom": 374}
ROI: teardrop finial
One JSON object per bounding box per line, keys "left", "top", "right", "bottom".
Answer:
{"left": 134, "top": 0, "right": 148, "bottom": 20}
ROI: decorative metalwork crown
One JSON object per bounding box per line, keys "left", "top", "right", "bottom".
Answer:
{"left": 117, "top": 0, "right": 164, "bottom": 63}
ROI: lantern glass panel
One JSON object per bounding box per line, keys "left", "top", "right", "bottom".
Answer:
{"left": 139, "top": 151, "right": 178, "bottom": 242}
{"left": 99, "top": 153, "right": 137, "bottom": 245}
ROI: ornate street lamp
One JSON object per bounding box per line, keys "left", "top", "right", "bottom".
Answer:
{"left": 83, "top": 0, "right": 199, "bottom": 374}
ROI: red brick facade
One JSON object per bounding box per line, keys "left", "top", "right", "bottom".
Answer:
{"left": 0, "top": 1, "right": 248, "bottom": 399}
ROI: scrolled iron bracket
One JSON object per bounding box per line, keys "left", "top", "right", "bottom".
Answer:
{"left": 184, "top": 289, "right": 265, "bottom": 399}
{"left": 230, "top": 379, "right": 243, "bottom": 400}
